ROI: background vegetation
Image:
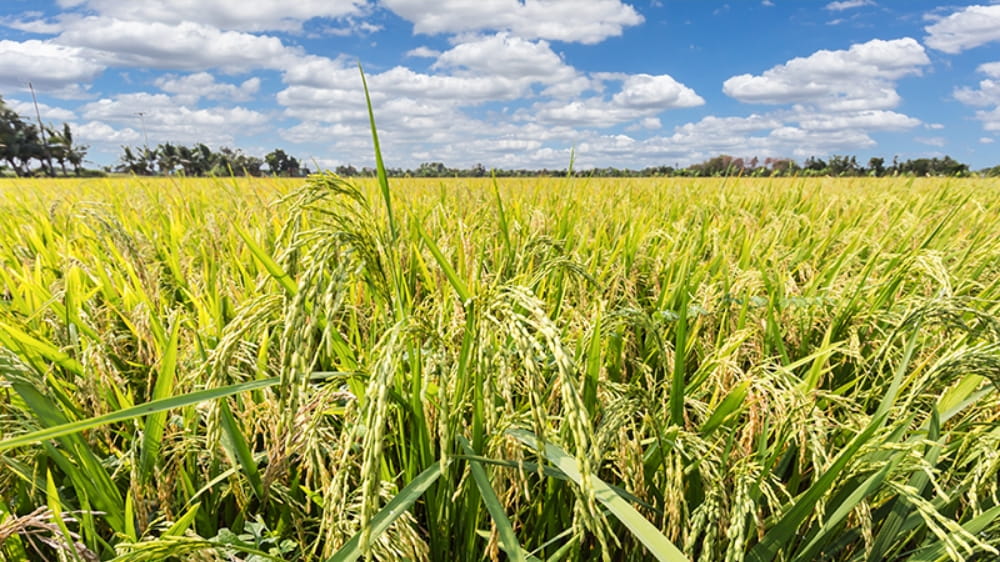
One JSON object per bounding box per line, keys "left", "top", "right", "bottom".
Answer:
{"left": 0, "top": 96, "right": 307, "bottom": 178}
{"left": 3, "top": 95, "right": 999, "bottom": 179}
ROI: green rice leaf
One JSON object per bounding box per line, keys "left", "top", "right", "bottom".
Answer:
{"left": 509, "top": 429, "right": 688, "bottom": 562}
{"left": 327, "top": 459, "right": 447, "bottom": 562}
{"left": 0, "top": 377, "right": 281, "bottom": 453}
{"left": 458, "top": 436, "right": 534, "bottom": 562}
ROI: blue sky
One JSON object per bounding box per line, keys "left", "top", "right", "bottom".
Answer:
{"left": 1, "top": 0, "right": 999, "bottom": 170}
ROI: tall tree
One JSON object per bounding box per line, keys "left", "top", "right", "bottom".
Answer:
{"left": 264, "top": 149, "right": 301, "bottom": 176}
{"left": 46, "top": 123, "right": 88, "bottom": 176}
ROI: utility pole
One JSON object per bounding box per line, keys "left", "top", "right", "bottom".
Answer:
{"left": 28, "top": 81, "right": 55, "bottom": 177}
{"left": 136, "top": 112, "right": 149, "bottom": 148}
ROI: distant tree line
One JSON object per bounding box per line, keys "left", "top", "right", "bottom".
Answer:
{"left": 332, "top": 154, "right": 987, "bottom": 179}
{"left": 0, "top": 95, "right": 310, "bottom": 178}
{"left": 0, "top": 95, "right": 89, "bottom": 177}
{"left": 115, "top": 144, "right": 308, "bottom": 177}
{"left": 3, "top": 95, "right": 995, "bottom": 179}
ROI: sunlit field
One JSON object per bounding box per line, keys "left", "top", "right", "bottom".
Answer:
{"left": 1, "top": 174, "right": 999, "bottom": 561}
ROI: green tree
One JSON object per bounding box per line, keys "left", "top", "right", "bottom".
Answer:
{"left": 156, "top": 142, "right": 180, "bottom": 175}
{"left": 265, "top": 149, "right": 301, "bottom": 176}
{"left": 867, "top": 157, "right": 885, "bottom": 177}
{"left": 1, "top": 97, "right": 37, "bottom": 176}
{"left": 828, "top": 155, "right": 860, "bottom": 176}
{"left": 46, "top": 123, "right": 88, "bottom": 176}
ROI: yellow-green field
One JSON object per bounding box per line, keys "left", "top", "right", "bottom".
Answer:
{"left": 1, "top": 175, "right": 999, "bottom": 561}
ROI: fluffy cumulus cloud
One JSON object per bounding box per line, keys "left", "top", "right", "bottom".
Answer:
{"left": 825, "top": 0, "right": 875, "bottom": 11}
{"left": 4, "top": 98, "right": 77, "bottom": 121}
{"left": 955, "top": 62, "right": 1000, "bottom": 131}
{"left": 79, "top": 92, "right": 268, "bottom": 146}
{"left": 924, "top": 4, "right": 1000, "bottom": 54}
{"left": 612, "top": 74, "right": 705, "bottom": 109}
{"left": 705, "top": 38, "right": 931, "bottom": 164}
{"left": 73, "top": 120, "right": 142, "bottom": 145}
{"left": 56, "top": 17, "right": 301, "bottom": 72}
{"left": 381, "top": 0, "right": 643, "bottom": 44}
{"left": 273, "top": 25, "right": 704, "bottom": 161}
{"left": 954, "top": 62, "right": 1000, "bottom": 107}
{"left": 155, "top": 72, "right": 261, "bottom": 103}
{"left": 532, "top": 75, "right": 703, "bottom": 128}
{"left": 0, "top": 39, "right": 104, "bottom": 93}
{"left": 541, "top": 113, "right": 889, "bottom": 168}
{"left": 434, "top": 34, "right": 573, "bottom": 81}
{"left": 55, "top": 0, "right": 365, "bottom": 31}
{"left": 431, "top": 33, "right": 594, "bottom": 97}
{"left": 722, "top": 38, "right": 929, "bottom": 109}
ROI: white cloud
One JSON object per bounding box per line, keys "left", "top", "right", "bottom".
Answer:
{"left": 528, "top": 72, "right": 702, "bottom": 128}
{"left": 0, "top": 39, "right": 104, "bottom": 93}
{"left": 4, "top": 98, "right": 77, "bottom": 122}
{"left": 612, "top": 74, "right": 705, "bottom": 109}
{"left": 80, "top": 92, "right": 269, "bottom": 145}
{"left": 796, "top": 109, "right": 920, "bottom": 131}
{"left": 63, "top": 0, "right": 364, "bottom": 32}
{"left": 981, "top": 137, "right": 995, "bottom": 144}
{"left": 429, "top": 33, "right": 593, "bottom": 98}
{"left": 973, "top": 107, "right": 1000, "bottom": 131}
{"left": 540, "top": 116, "right": 887, "bottom": 169}
{"left": 532, "top": 100, "right": 635, "bottom": 127}
{"left": 954, "top": 78, "right": 1000, "bottom": 107}
{"left": 954, "top": 61, "right": 1000, "bottom": 132}
{"left": 825, "top": 0, "right": 874, "bottom": 11}
{"left": 665, "top": 114, "right": 783, "bottom": 152}
{"left": 56, "top": 17, "right": 301, "bottom": 72}
{"left": 0, "top": 15, "right": 65, "bottom": 34}
{"left": 381, "top": 0, "right": 643, "bottom": 44}
{"left": 280, "top": 55, "right": 360, "bottom": 89}
{"left": 74, "top": 120, "right": 142, "bottom": 145}
{"left": 375, "top": 67, "right": 531, "bottom": 102}
{"left": 924, "top": 5, "right": 1000, "bottom": 54}
{"left": 435, "top": 34, "right": 570, "bottom": 80}
{"left": 915, "top": 136, "right": 946, "bottom": 147}
{"left": 980, "top": 62, "right": 1000, "bottom": 79}
{"left": 320, "top": 19, "right": 383, "bottom": 37}
{"left": 639, "top": 117, "right": 662, "bottom": 129}
{"left": 722, "top": 38, "right": 929, "bottom": 111}
{"left": 279, "top": 121, "right": 356, "bottom": 144}
{"left": 155, "top": 72, "right": 261, "bottom": 103}
{"left": 405, "top": 46, "right": 440, "bottom": 58}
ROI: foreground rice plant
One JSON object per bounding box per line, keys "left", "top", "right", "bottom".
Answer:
{"left": 1, "top": 169, "right": 1000, "bottom": 561}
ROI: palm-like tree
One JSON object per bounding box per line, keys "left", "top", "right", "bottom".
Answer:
{"left": 156, "top": 142, "right": 180, "bottom": 175}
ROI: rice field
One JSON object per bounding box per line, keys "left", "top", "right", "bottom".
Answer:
{"left": 1, "top": 172, "right": 999, "bottom": 561}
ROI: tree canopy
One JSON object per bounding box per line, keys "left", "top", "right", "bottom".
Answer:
{"left": 0, "top": 95, "right": 88, "bottom": 177}
{"left": 114, "top": 143, "right": 307, "bottom": 177}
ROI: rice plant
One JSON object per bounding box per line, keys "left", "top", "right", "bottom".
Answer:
{"left": 1, "top": 165, "right": 1000, "bottom": 559}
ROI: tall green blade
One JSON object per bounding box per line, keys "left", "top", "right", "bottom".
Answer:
{"left": 0, "top": 377, "right": 281, "bottom": 452}
{"left": 328, "top": 460, "right": 447, "bottom": 562}
{"left": 139, "top": 317, "right": 181, "bottom": 480}
{"left": 509, "top": 429, "right": 688, "bottom": 562}
{"left": 458, "top": 436, "right": 533, "bottom": 562}
{"left": 218, "top": 398, "right": 265, "bottom": 501}
{"left": 358, "top": 63, "right": 396, "bottom": 241}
